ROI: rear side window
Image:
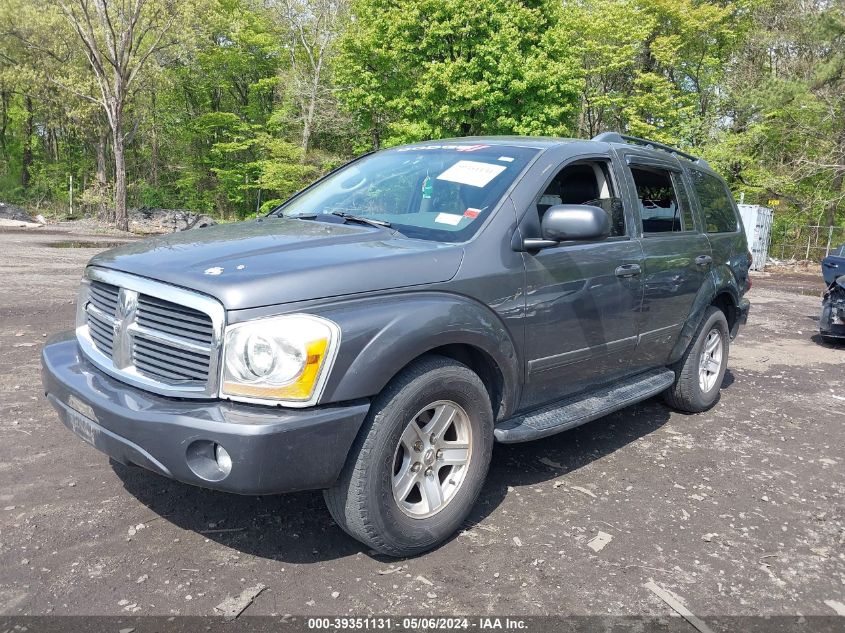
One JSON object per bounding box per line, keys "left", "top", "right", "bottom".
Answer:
{"left": 630, "top": 166, "right": 692, "bottom": 233}
{"left": 689, "top": 170, "right": 739, "bottom": 233}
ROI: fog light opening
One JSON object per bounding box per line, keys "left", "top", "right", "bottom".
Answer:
{"left": 186, "top": 439, "right": 233, "bottom": 482}
{"left": 214, "top": 443, "right": 232, "bottom": 475}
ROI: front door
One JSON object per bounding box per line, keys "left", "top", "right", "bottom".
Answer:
{"left": 517, "top": 155, "right": 645, "bottom": 410}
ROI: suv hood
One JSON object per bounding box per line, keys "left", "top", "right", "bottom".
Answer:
{"left": 90, "top": 218, "right": 464, "bottom": 310}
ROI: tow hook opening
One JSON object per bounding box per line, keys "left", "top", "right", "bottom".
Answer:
{"left": 186, "top": 440, "right": 233, "bottom": 482}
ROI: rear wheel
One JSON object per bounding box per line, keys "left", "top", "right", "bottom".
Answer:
{"left": 664, "top": 306, "right": 729, "bottom": 413}
{"left": 323, "top": 356, "right": 494, "bottom": 556}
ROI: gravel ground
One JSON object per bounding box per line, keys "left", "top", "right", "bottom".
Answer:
{"left": 0, "top": 225, "right": 843, "bottom": 621}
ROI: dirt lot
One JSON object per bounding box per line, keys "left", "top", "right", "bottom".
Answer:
{"left": 0, "top": 225, "right": 843, "bottom": 622}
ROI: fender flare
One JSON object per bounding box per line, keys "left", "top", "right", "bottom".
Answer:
{"left": 668, "top": 270, "right": 742, "bottom": 365}
{"left": 314, "top": 292, "right": 521, "bottom": 418}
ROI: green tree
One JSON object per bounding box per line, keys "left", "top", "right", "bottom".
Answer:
{"left": 337, "top": 0, "right": 582, "bottom": 147}
{"left": 54, "top": 0, "right": 196, "bottom": 230}
{"left": 563, "top": 0, "right": 746, "bottom": 146}
{"left": 711, "top": 0, "right": 845, "bottom": 226}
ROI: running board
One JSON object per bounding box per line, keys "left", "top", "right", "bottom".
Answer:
{"left": 494, "top": 369, "right": 676, "bottom": 443}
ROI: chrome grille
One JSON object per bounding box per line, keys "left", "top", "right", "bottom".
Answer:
{"left": 86, "top": 281, "right": 119, "bottom": 356}
{"left": 136, "top": 295, "right": 214, "bottom": 344}
{"left": 76, "top": 267, "right": 225, "bottom": 398}
{"left": 89, "top": 281, "right": 119, "bottom": 316}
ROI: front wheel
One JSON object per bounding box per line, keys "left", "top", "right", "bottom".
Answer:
{"left": 323, "top": 356, "right": 494, "bottom": 557}
{"left": 664, "top": 306, "right": 729, "bottom": 413}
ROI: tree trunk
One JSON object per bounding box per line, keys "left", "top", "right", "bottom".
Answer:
{"left": 0, "top": 90, "right": 9, "bottom": 166}
{"left": 150, "top": 92, "right": 159, "bottom": 187}
{"left": 96, "top": 129, "right": 110, "bottom": 221}
{"left": 371, "top": 124, "right": 380, "bottom": 150}
{"left": 302, "top": 61, "right": 322, "bottom": 156}
{"left": 826, "top": 168, "right": 843, "bottom": 227}
{"left": 824, "top": 127, "right": 845, "bottom": 227}
{"left": 21, "top": 96, "right": 34, "bottom": 189}
{"left": 111, "top": 110, "right": 128, "bottom": 231}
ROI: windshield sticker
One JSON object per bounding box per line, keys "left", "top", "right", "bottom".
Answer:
{"left": 397, "top": 144, "right": 490, "bottom": 153}
{"left": 497, "top": 156, "right": 515, "bottom": 162}
{"left": 435, "top": 212, "right": 463, "bottom": 226}
{"left": 436, "top": 160, "right": 507, "bottom": 188}
{"left": 464, "top": 208, "right": 481, "bottom": 219}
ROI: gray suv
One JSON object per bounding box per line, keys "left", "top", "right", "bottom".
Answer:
{"left": 42, "top": 133, "right": 751, "bottom": 556}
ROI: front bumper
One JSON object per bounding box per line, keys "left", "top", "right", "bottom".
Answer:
{"left": 41, "top": 333, "right": 370, "bottom": 495}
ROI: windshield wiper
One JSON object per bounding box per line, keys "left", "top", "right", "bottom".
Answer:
{"left": 330, "top": 211, "right": 391, "bottom": 229}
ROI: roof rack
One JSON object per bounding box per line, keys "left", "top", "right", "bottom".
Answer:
{"left": 591, "top": 132, "right": 709, "bottom": 168}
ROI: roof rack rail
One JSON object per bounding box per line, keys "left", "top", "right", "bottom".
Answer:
{"left": 591, "top": 131, "right": 709, "bottom": 168}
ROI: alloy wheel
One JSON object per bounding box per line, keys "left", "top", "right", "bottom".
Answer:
{"left": 698, "top": 328, "right": 724, "bottom": 393}
{"left": 391, "top": 400, "right": 472, "bottom": 519}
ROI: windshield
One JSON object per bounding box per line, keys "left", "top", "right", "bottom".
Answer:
{"left": 277, "top": 144, "right": 539, "bottom": 242}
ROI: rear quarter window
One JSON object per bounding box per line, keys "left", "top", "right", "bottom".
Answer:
{"left": 689, "top": 170, "right": 739, "bottom": 233}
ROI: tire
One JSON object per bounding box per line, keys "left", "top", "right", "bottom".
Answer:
{"left": 323, "top": 355, "right": 494, "bottom": 557}
{"left": 663, "top": 306, "right": 730, "bottom": 413}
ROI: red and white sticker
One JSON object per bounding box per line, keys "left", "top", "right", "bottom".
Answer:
{"left": 464, "top": 208, "right": 481, "bottom": 219}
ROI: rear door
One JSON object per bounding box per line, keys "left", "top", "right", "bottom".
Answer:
{"left": 686, "top": 167, "right": 746, "bottom": 293}
{"left": 619, "top": 153, "right": 713, "bottom": 370}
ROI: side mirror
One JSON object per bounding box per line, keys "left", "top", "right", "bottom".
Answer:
{"left": 522, "top": 204, "right": 611, "bottom": 250}
{"left": 543, "top": 204, "right": 610, "bottom": 241}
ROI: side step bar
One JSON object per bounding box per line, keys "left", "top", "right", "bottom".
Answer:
{"left": 494, "top": 369, "right": 676, "bottom": 443}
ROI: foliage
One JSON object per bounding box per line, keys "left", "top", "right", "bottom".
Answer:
{"left": 707, "top": 0, "right": 845, "bottom": 225}
{"left": 337, "top": 0, "right": 583, "bottom": 146}
{"left": 0, "top": 0, "right": 842, "bottom": 226}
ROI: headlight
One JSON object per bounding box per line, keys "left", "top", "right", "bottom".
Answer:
{"left": 221, "top": 314, "right": 340, "bottom": 406}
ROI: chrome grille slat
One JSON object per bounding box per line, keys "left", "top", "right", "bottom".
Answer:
{"left": 134, "top": 337, "right": 211, "bottom": 365}
{"left": 133, "top": 350, "right": 208, "bottom": 381}
{"left": 131, "top": 324, "right": 213, "bottom": 354}
{"left": 89, "top": 281, "right": 119, "bottom": 316}
{"left": 135, "top": 312, "right": 214, "bottom": 343}
{"left": 88, "top": 324, "right": 114, "bottom": 354}
{"left": 88, "top": 317, "right": 112, "bottom": 335}
{"left": 136, "top": 294, "right": 214, "bottom": 345}
{"left": 77, "top": 267, "right": 224, "bottom": 398}
{"left": 139, "top": 294, "right": 214, "bottom": 320}
{"left": 133, "top": 341, "right": 210, "bottom": 373}
{"left": 86, "top": 305, "right": 115, "bottom": 354}
{"left": 131, "top": 357, "right": 206, "bottom": 382}
{"left": 135, "top": 301, "right": 214, "bottom": 329}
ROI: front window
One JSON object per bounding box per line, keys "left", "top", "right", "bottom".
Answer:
{"left": 277, "top": 144, "right": 539, "bottom": 242}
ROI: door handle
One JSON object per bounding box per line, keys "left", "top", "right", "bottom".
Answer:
{"left": 823, "top": 261, "right": 836, "bottom": 268}
{"left": 695, "top": 255, "right": 713, "bottom": 266}
{"left": 615, "top": 263, "right": 642, "bottom": 278}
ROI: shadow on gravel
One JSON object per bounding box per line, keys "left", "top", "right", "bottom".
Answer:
{"left": 112, "top": 396, "right": 675, "bottom": 563}
{"left": 811, "top": 333, "right": 845, "bottom": 348}
{"left": 721, "top": 368, "right": 736, "bottom": 389}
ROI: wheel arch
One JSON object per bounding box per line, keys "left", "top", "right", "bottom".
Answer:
{"left": 668, "top": 275, "right": 743, "bottom": 364}
{"left": 711, "top": 290, "right": 740, "bottom": 337}
{"left": 397, "top": 343, "right": 508, "bottom": 421}
{"left": 316, "top": 292, "right": 521, "bottom": 421}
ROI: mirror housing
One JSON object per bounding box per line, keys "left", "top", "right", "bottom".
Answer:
{"left": 542, "top": 204, "right": 611, "bottom": 242}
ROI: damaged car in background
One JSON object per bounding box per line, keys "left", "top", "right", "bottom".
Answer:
{"left": 820, "top": 243, "right": 845, "bottom": 343}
